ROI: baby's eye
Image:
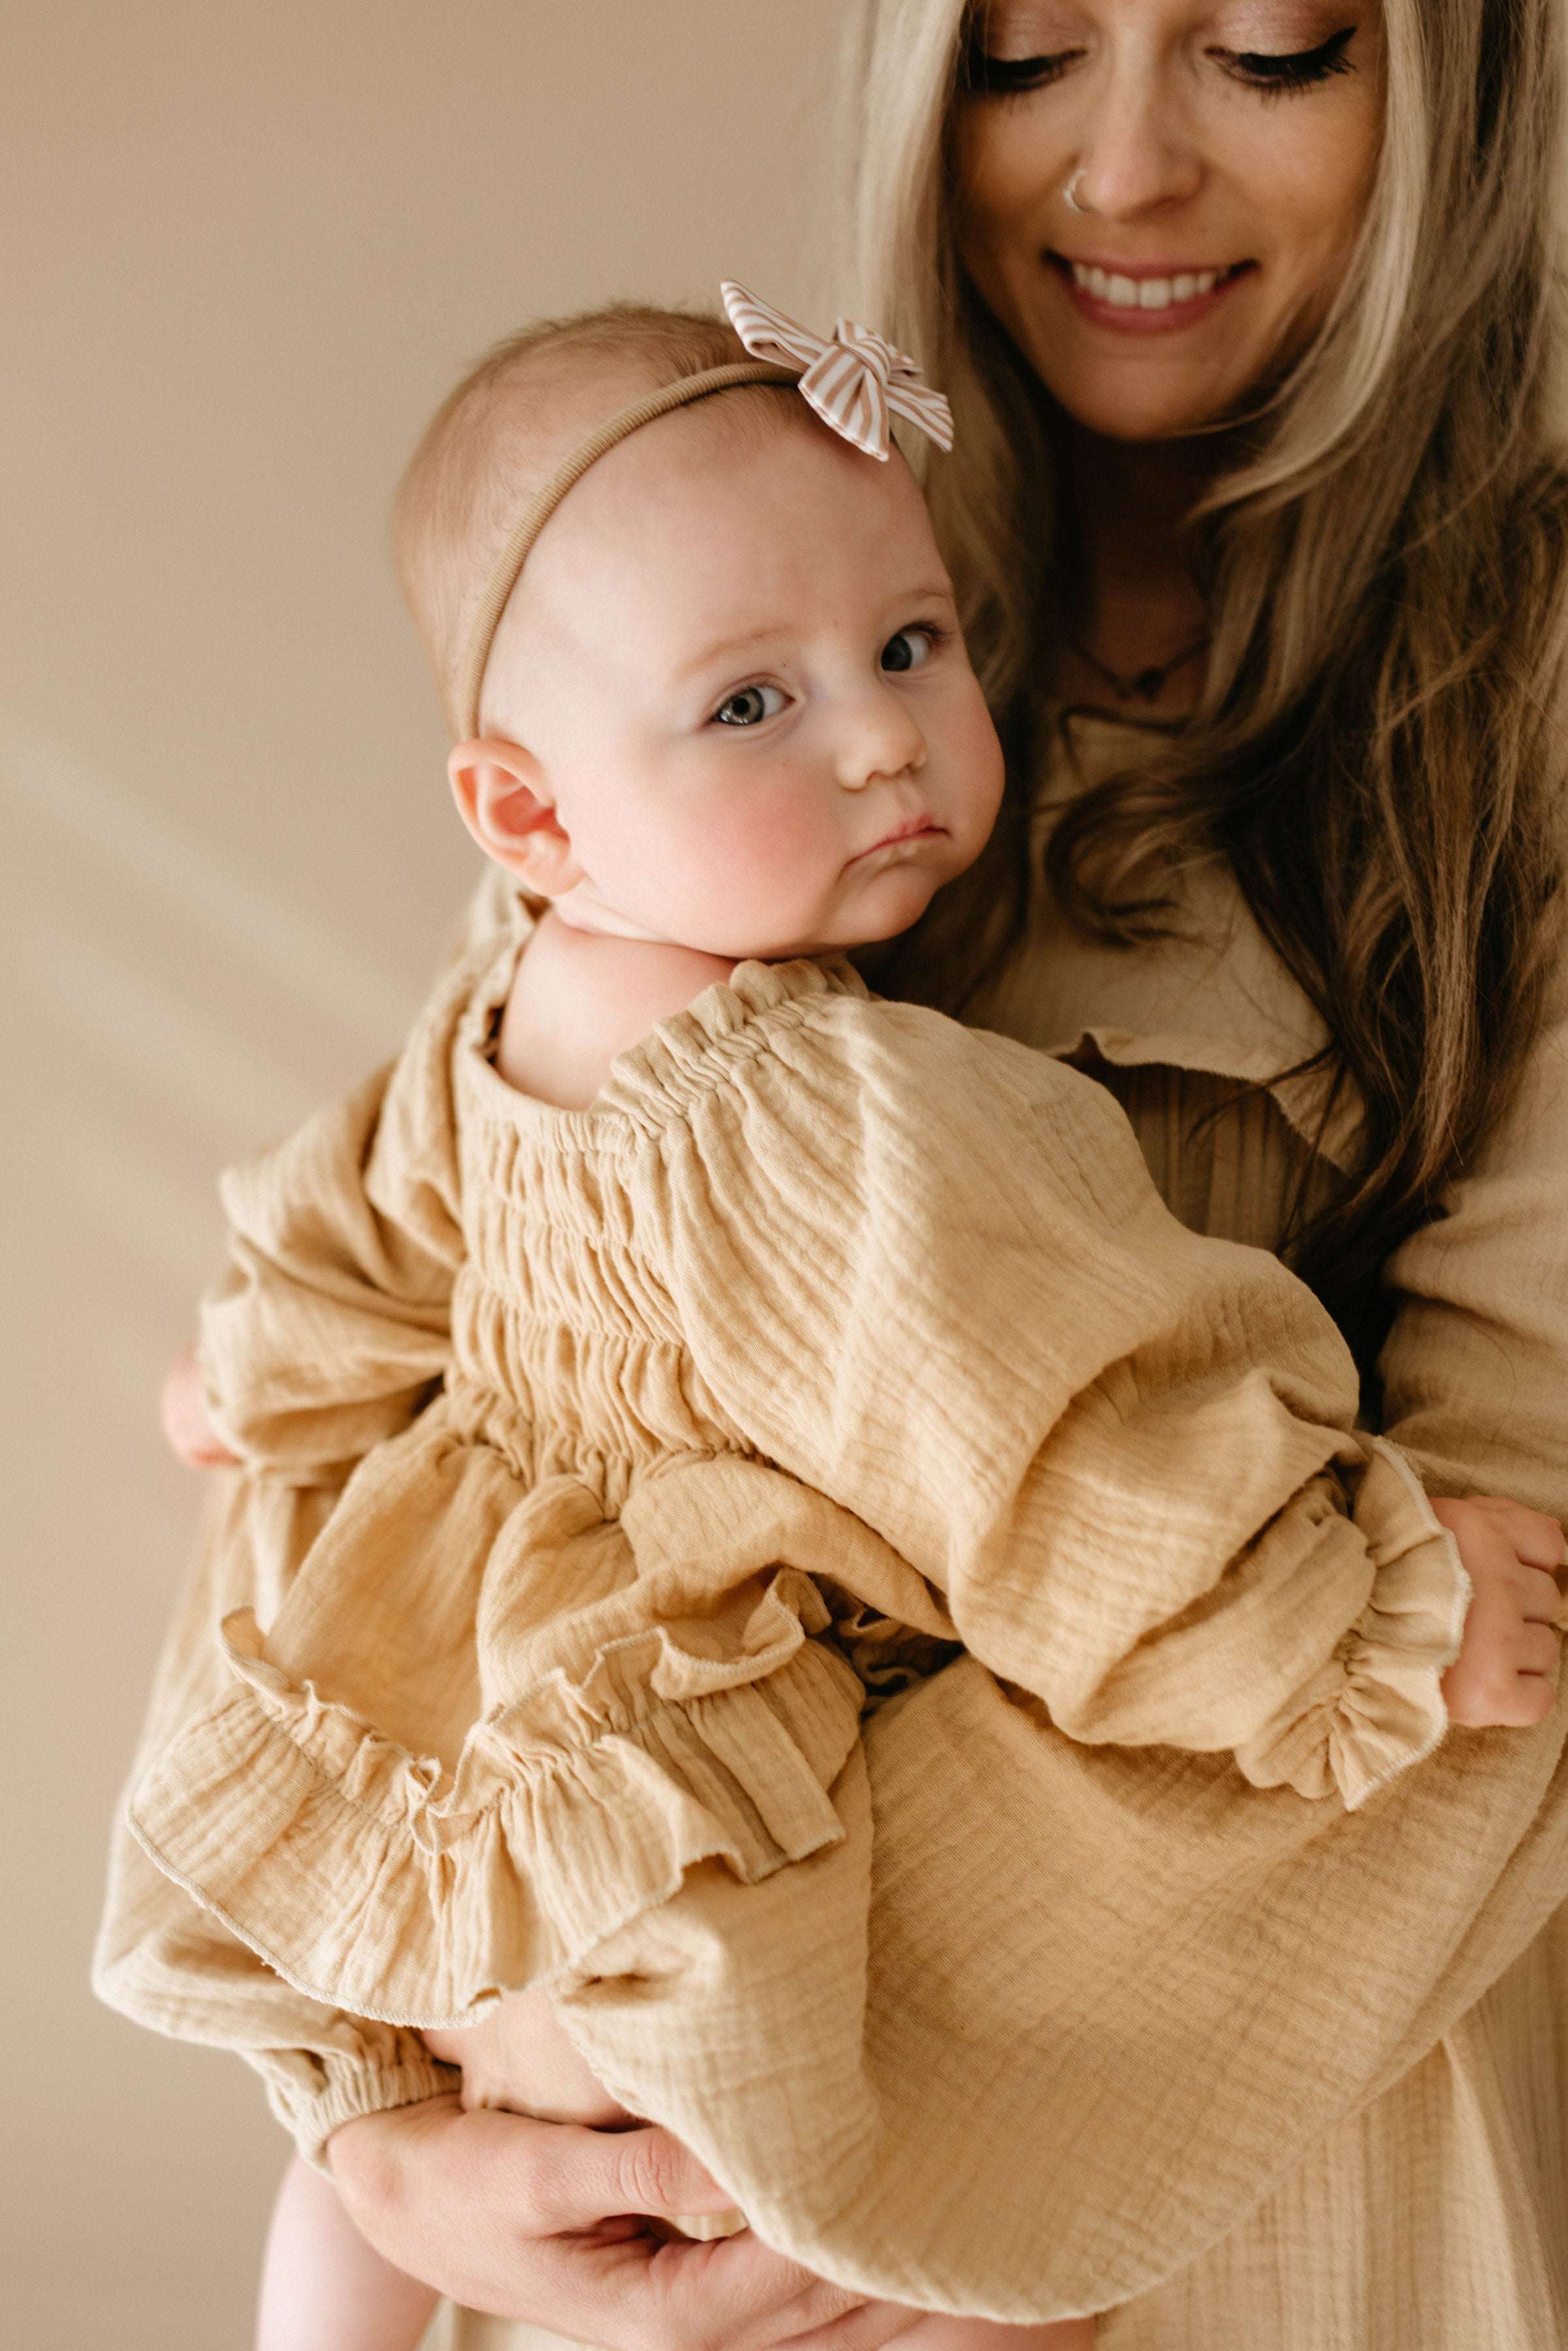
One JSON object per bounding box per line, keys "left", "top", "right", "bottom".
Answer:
{"left": 880, "top": 626, "right": 938, "bottom": 674}
{"left": 712, "top": 683, "right": 788, "bottom": 728}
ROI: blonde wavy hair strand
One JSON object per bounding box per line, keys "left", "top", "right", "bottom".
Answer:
{"left": 841, "top": 0, "right": 1568, "bottom": 1370}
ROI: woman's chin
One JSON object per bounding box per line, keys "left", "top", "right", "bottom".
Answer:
{"left": 1053, "top": 374, "right": 1247, "bottom": 445}
{"left": 1022, "top": 336, "right": 1258, "bottom": 445}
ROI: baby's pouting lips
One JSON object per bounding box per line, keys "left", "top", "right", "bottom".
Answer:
{"left": 852, "top": 815, "right": 948, "bottom": 863}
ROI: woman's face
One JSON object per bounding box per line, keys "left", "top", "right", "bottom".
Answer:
{"left": 953, "top": 1, "right": 1384, "bottom": 441}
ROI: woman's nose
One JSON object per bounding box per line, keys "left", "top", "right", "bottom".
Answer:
{"left": 835, "top": 685, "right": 927, "bottom": 791}
{"left": 1069, "top": 54, "right": 1205, "bottom": 220}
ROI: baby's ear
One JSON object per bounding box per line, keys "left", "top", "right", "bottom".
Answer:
{"left": 447, "top": 739, "right": 583, "bottom": 896}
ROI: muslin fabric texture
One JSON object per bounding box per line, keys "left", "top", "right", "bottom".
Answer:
{"left": 95, "top": 712, "right": 1568, "bottom": 2345}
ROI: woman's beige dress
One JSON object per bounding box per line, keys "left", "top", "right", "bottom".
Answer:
{"left": 96, "top": 716, "right": 1568, "bottom": 2348}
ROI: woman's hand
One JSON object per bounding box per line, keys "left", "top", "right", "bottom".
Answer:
{"left": 160, "top": 1339, "right": 238, "bottom": 1468}
{"left": 327, "top": 2095, "right": 917, "bottom": 2350}
{"left": 1433, "top": 1495, "right": 1566, "bottom": 1727}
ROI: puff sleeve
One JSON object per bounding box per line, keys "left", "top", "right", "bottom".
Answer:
{"left": 655, "top": 989, "right": 1469, "bottom": 1810}
{"left": 197, "top": 950, "right": 475, "bottom": 1479}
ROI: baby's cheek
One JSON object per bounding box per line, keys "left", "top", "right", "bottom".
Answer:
{"left": 701, "top": 791, "right": 838, "bottom": 912}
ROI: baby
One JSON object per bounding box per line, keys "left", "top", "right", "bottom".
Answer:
{"left": 133, "top": 290, "right": 1564, "bottom": 2350}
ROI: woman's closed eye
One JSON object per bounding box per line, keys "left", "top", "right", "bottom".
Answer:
{"left": 711, "top": 682, "right": 790, "bottom": 728}
{"left": 1212, "top": 25, "right": 1356, "bottom": 97}
{"left": 963, "top": 24, "right": 1358, "bottom": 99}
{"left": 962, "top": 41, "right": 1081, "bottom": 96}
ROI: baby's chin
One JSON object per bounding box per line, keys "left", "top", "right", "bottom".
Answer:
{"left": 827, "top": 862, "right": 967, "bottom": 950}
{"left": 566, "top": 857, "right": 970, "bottom": 964}
{"left": 748, "top": 895, "right": 950, "bottom": 965}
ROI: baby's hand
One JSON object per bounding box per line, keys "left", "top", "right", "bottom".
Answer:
{"left": 422, "top": 1985, "right": 635, "bottom": 2129}
{"left": 1433, "top": 1496, "right": 1565, "bottom": 1728}
{"left": 159, "top": 1340, "right": 238, "bottom": 1469}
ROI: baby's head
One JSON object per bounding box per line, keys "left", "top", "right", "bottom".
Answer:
{"left": 396, "top": 300, "right": 1003, "bottom": 961}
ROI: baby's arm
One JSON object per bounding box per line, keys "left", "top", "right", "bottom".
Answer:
{"left": 654, "top": 1011, "right": 1563, "bottom": 1807}
{"left": 161, "top": 1343, "right": 1565, "bottom": 1744}
{"left": 257, "top": 2156, "right": 437, "bottom": 2351}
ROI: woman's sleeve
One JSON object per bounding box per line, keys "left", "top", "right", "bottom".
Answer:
{"left": 92, "top": 1469, "right": 458, "bottom": 2166}
{"left": 198, "top": 959, "right": 472, "bottom": 1480}
{"left": 662, "top": 1003, "right": 1470, "bottom": 1810}
{"left": 1379, "top": 938, "right": 1568, "bottom": 1516}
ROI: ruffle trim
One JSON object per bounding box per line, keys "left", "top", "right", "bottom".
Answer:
{"left": 129, "top": 1572, "right": 863, "bottom": 2028}
{"left": 1233, "top": 1437, "right": 1471, "bottom": 1810}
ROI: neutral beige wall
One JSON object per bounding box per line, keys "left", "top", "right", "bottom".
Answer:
{"left": 1, "top": 5, "right": 842, "bottom": 2340}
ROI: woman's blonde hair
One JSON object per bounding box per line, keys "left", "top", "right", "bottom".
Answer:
{"left": 844, "top": 0, "right": 1568, "bottom": 1367}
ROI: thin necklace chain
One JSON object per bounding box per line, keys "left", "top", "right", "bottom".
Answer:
{"left": 1068, "top": 631, "right": 1210, "bottom": 705}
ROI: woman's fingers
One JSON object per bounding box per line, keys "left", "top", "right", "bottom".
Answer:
{"left": 637, "top": 2230, "right": 906, "bottom": 2351}
{"left": 327, "top": 2097, "right": 870, "bottom": 2348}
{"left": 575, "top": 2121, "right": 736, "bottom": 2224}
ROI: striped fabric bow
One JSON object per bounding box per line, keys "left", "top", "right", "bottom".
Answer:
{"left": 721, "top": 281, "right": 954, "bottom": 463}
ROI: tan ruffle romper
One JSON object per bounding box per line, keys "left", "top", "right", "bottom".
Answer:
{"left": 97, "top": 714, "right": 1568, "bottom": 2348}
{"left": 125, "top": 907, "right": 1472, "bottom": 2320}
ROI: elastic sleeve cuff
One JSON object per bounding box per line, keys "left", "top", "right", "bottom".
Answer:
{"left": 1233, "top": 1438, "right": 1470, "bottom": 1809}
{"left": 263, "top": 2051, "right": 460, "bottom": 2172}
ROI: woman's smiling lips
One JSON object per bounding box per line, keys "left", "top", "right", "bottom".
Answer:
{"left": 1049, "top": 253, "right": 1257, "bottom": 334}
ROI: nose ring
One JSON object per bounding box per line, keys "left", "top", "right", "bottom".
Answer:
{"left": 1063, "top": 170, "right": 1091, "bottom": 215}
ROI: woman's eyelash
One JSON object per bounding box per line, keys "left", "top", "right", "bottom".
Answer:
{"left": 1217, "top": 25, "right": 1356, "bottom": 95}
{"left": 961, "top": 42, "right": 1080, "bottom": 97}
{"left": 961, "top": 24, "right": 1356, "bottom": 101}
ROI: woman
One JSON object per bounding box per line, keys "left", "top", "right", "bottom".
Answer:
{"left": 98, "top": 0, "right": 1568, "bottom": 2343}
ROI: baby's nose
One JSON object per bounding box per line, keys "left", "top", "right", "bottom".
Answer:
{"left": 836, "top": 688, "right": 927, "bottom": 790}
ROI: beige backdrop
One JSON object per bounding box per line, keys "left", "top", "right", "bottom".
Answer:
{"left": 1, "top": 4, "right": 842, "bottom": 2340}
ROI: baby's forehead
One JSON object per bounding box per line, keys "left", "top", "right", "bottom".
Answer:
{"left": 526, "top": 360, "right": 808, "bottom": 485}
{"left": 515, "top": 432, "right": 941, "bottom": 680}
{"left": 546, "top": 398, "right": 932, "bottom": 581}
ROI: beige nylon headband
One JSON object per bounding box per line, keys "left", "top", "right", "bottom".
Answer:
{"left": 454, "top": 359, "right": 797, "bottom": 741}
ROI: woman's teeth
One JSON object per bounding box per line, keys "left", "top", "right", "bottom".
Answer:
{"left": 1070, "top": 263, "right": 1222, "bottom": 308}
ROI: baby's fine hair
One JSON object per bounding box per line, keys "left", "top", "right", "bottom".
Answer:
{"left": 395, "top": 302, "right": 803, "bottom": 737}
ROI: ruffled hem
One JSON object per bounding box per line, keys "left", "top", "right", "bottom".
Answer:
{"left": 128, "top": 1570, "right": 863, "bottom": 2028}
{"left": 1232, "top": 1438, "right": 1470, "bottom": 1809}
